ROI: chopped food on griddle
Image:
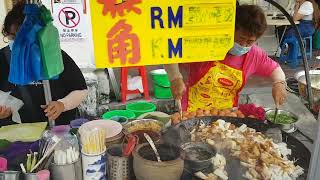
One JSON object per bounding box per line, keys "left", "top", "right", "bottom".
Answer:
{"left": 191, "top": 119, "right": 304, "bottom": 180}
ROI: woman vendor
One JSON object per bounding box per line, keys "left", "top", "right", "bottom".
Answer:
{"left": 164, "top": 5, "right": 287, "bottom": 111}
{"left": 0, "top": 2, "right": 88, "bottom": 126}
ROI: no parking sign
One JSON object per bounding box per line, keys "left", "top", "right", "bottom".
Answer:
{"left": 52, "top": 2, "right": 86, "bottom": 42}
{"left": 59, "top": 7, "right": 80, "bottom": 28}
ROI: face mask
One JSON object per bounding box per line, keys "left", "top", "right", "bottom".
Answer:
{"left": 9, "top": 40, "right": 14, "bottom": 51}
{"left": 228, "top": 42, "right": 251, "bottom": 56}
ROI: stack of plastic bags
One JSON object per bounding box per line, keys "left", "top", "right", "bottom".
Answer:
{"left": 9, "top": 3, "right": 64, "bottom": 85}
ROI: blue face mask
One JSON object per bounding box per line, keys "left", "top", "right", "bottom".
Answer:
{"left": 9, "top": 40, "right": 14, "bottom": 51}
{"left": 229, "top": 42, "right": 251, "bottom": 56}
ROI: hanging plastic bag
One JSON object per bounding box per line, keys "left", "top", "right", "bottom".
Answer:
{"left": 0, "top": 90, "right": 24, "bottom": 124}
{"left": 9, "top": 4, "right": 45, "bottom": 85}
{"left": 38, "top": 5, "right": 64, "bottom": 79}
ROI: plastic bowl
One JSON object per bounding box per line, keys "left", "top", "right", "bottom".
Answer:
{"left": 70, "top": 118, "right": 89, "bottom": 129}
{"left": 126, "top": 102, "right": 156, "bottom": 117}
{"left": 102, "top": 110, "right": 136, "bottom": 120}
{"left": 51, "top": 125, "right": 71, "bottom": 135}
{"left": 79, "top": 120, "right": 123, "bottom": 139}
{"left": 110, "top": 116, "right": 129, "bottom": 125}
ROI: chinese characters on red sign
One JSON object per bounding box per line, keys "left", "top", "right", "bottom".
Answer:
{"left": 98, "top": 0, "right": 142, "bottom": 65}
{"left": 107, "top": 20, "right": 141, "bottom": 65}
{"left": 98, "top": 0, "right": 142, "bottom": 18}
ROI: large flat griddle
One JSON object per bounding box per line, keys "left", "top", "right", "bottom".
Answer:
{"left": 174, "top": 116, "right": 310, "bottom": 180}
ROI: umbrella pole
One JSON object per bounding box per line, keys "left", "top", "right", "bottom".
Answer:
{"left": 43, "top": 80, "right": 55, "bottom": 127}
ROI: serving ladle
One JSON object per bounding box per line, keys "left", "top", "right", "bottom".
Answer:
{"left": 144, "top": 133, "right": 162, "bottom": 162}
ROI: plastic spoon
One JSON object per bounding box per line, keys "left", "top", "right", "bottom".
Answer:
{"left": 144, "top": 133, "right": 161, "bottom": 162}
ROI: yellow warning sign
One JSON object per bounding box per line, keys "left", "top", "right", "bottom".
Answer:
{"left": 90, "top": 0, "right": 236, "bottom": 68}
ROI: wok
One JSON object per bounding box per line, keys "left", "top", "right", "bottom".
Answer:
{"left": 295, "top": 70, "right": 320, "bottom": 105}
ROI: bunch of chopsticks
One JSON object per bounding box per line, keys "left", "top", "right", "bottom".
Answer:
{"left": 79, "top": 127, "right": 106, "bottom": 155}
{"left": 20, "top": 151, "right": 38, "bottom": 173}
{"left": 20, "top": 135, "right": 61, "bottom": 173}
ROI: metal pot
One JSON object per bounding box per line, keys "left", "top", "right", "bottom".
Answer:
{"left": 294, "top": 70, "right": 320, "bottom": 103}
{"left": 133, "top": 143, "right": 184, "bottom": 180}
{"left": 265, "top": 109, "right": 298, "bottom": 133}
{"left": 181, "top": 142, "right": 216, "bottom": 172}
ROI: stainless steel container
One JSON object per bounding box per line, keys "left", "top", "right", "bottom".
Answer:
{"left": 106, "top": 144, "right": 130, "bottom": 180}
{"left": 50, "top": 158, "right": 82, "bottom": 180}
{"left": 1, "top": 171, "right": 20, "bottom": 180}
{"left": 294, "top": 70, "right": 320, "bottom": 104}
{"left": 24, "top": 173, "right": 38, "bottom": 180}
{"left": 181, "top": 142, "right": 216, "bottom": 172}
{"left": 266, "top": 109, "right": 298, "bottom": 133}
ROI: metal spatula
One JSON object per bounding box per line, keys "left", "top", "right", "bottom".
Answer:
{"left": 274, "top": 107, "right": 279, "bottom": 123}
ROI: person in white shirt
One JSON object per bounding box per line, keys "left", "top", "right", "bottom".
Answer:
{"left": 286, "top": 0, "right": 320, "bottom": 38}
{"left": 280, "top": 0, "right": 319, "bottom": 61}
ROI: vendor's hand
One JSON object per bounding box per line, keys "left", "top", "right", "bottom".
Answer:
{"left": 0, "top": 106, "right": 12, "bottom": 119}
{"left": 41, "top": 101, "right": 65, "bottom": 121}
{"left": 272, "top": 81, "right": 287, "bottom": 107}
{"left": 170, "top": 78, "right": 186, "bottom": 100}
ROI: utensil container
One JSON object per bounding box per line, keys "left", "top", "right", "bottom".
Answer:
{"left": 50, "top": 158, "right": 82, "bottom": 180}
{"left": 24, "top": 173, "right": 38, "bottom": 180}
{"left": 106, "top": 144, "right": 131, "bottom": 180}
{"left": 0, "top": 171, "right": 20, "bottom": 180}
{"left": 81, "top": 150, "right": 107, "bottom": 180}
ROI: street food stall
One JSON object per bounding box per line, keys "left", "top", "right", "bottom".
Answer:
{"left": 1, "top": 0, "right": 320, "bottom": 180}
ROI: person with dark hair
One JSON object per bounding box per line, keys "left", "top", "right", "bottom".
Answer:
{"left": 164, "top": 5, "right": 287, "bottom": 111}
{"left": 0, "top": 2, "right": 88, "bottom": 126}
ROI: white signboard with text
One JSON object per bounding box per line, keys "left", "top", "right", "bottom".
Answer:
{"left": 52, "top": 0, "right": 87, "bottom": 42}
{"left": 42, "top": 0, "right": 95, "bottom": 69}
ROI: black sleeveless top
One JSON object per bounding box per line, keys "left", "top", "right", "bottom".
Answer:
{"left": 0, "top": 46, "right": 87, "bottom": 126}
